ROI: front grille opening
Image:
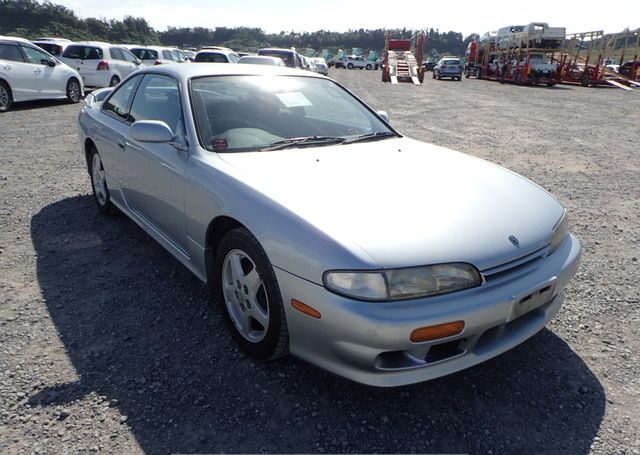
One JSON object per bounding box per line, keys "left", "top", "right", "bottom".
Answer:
{"left": 374, "top": 337, "right": 468, "bottom": 370}
{"left": 425, "top": 338, "right": 466, "bottom": 363}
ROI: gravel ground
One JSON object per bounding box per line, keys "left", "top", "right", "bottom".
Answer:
{"left": 1, "top": 69, "right": 639, "bottom": 454}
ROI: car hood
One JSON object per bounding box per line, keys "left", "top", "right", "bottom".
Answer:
{"left": 217, "top": 137, "right": 564, "bottom": 271}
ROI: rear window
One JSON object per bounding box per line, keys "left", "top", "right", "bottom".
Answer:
{"left": 63, "top": 45, "right": 103, "bottom": 60}
{"left": 0, "top": 43, "right": 24, "bottom": 62}
{"left": 195, "top": 52, "right": 228, "bottom": 63}
{"left": 443, "top": 60, "right": 461, "bottom": 65}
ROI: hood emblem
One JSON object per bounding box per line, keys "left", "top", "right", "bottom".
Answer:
{"left": 508, "top": 235, "right": 520, "bottom": 247}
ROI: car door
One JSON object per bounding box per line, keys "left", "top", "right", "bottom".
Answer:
{"left": 116, "top": 47, "right": 141, "bottom": 77}
{"left": 95, "top": 74, "right": 143, "bottom": 204}
{"left": 0, "top": 42, "right": 37, "bottom": 101}
{"left": 119, "top": 73, "right": 188, "bottom": 249}
{"left": 21, "top": 44, "right": 66, "bottom": 98}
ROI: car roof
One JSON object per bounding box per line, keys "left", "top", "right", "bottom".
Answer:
{"left": 196, "top": 48, "right": 237, "bottom": 56}
{"left": 67, "top": 41, "right": 113, "bottom": 48}
{"left": 259, "top": 48, "right": 298, "bottom": 54}
{"left": 0, "top": 35, "right": 30, "bottom": 44}
{"left": 128, "top": 62, "right": 324, "bottom": 81}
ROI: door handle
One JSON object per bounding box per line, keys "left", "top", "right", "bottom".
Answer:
{"left": 2, "top": 65, "right": 10, "bottom": 70}
{"left": 34, "top": 69, "right": 41, "bottom": 74}
{"left": 117, "top": 143, "right": 125, "bottom": 149}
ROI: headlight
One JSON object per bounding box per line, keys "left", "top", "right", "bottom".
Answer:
{"left": 323, "top": 263, "right": 481, "bottom": 301}
{"left": 549, "top": 210, "right": 569, "bottom": 254}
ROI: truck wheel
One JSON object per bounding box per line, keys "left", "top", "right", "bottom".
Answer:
{"left": 581, "top": 72, "right": 590, "bottom": 87}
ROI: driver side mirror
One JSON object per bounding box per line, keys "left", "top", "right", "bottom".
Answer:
{"left": 131, "top": 120, "right": 174, "bottom": 143}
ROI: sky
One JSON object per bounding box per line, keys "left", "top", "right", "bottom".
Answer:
{"left": 58, "top": 0, "right": 639, "bottom": 38}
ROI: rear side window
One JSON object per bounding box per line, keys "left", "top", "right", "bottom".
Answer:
{"left": 34, "top": 43, "right": 62, "bottom": 56}
{"left": 132, "top": 48, "right": 158, "bottom": 60}
{"left": 63, "top": 45, "right": 103, "bottom": 60}
{"left": 102, "top": 75, "right": 143, "bottom": 121}
{"left": 0, "top": 43, "right": 24, "bottom": 62}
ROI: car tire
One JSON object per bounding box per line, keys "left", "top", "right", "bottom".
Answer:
{"left": 0, "top": 81, "right": 12, "bottom": 112}
{"left": 109, "top": 76, "right": 120, "bottom": 87}
{"left": 66, "top": 78, "right": 81, "bottom": 103}
{"left": 214, "top": 228, "right": 289, "bottom": 360}
{"left": 432, "top": 72, "right": 436, "bottom": 79}
{"left": 89, "top": 147, "right": 116, "bottom": 215}
{"left": 347, "top": 63, "right": 353, "bottom": 69}
{"left": 366, "top": 64, "right": 372, "bottom": 70}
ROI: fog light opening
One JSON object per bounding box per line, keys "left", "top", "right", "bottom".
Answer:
{"left": 410, "top": 321, "right": 465, "bottom": 343}
{"left": 291, "top": 299, "right": 321, "bottom": 319}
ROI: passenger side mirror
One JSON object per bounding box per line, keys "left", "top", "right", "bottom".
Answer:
{"left": 131, "top": 120, "right": 174, "bottom": 143}
{"left": 377, "top": 111, "right": 390, "bottom": 123}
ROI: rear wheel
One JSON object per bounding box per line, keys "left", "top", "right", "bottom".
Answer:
{"left": 0, "top": 81, "right": 12, "bottom": 112}
{"left": 347, "top": 63, "right": 354, "bottom": 69}
{"left": 66, "top": 78, "right": 81, "bottom": 103}
{"left": 109, "top": 76, "right": 120, "bottom": 87}
{"left": 214, "top": 228, "right": 289, "bottom": 360}
{"left": 581, "top": 72, "right": 590, "bottom": 87}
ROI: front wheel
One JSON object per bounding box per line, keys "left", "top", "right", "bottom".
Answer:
{"left": 214, "top": 228, "right": 289, "bottom": 360}
{"left": 109, "top": 76, "right": 120, "bottom": 87}
{"left": 366, "top": 64, "right": 372, "bottom": 70}
{"left": 0, "top": 81, "right": 12, "bottom": 112}
{"left": 89, "top": 148, "right": 116, "bottom": 215}
{"left": 66, "top": 78, "right": 81, "bottom": 103}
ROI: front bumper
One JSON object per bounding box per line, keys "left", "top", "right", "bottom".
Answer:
{"left": 275, "top": 234, "right": 581, "bottom": 387}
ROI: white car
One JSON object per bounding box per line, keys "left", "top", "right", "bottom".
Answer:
{"left": 60, "top": 42, "right": 142, "bottom": 88}
{"left": 344, "top": 55, "right": 378, "bottom": 70}
{"left": 0, "top": 35, "right": 84, "bottom": 112}
{"left": 128, "top": 46, "right": 186, "bottom": 66}
{"left": 312, "top": 57, "right": 328, "bottom": 75}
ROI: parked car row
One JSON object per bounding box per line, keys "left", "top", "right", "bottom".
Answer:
{"left": 0, "top": 35, "right": 83, "bottom": 112}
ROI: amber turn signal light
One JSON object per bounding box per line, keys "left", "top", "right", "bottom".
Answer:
{"left": 410, "top": 321, "right": 465, "bottom": 342}
{"left": 291, "top": 299, "right": 321, "bottom": 319}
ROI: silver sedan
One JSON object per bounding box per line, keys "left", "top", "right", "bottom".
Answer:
{"left": 78, "top": 63, "right": 581, "bottom": 387}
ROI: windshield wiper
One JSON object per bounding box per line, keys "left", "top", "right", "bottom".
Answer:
{"left": 261, "top": 136, "right": 345, "bottom": 151}
{"left": 342, "top": 131, "right": 398, "bottom": 144}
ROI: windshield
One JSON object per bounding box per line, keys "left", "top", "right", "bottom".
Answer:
{"left": 190, "top": 75, "right": 395, "bottom": 152}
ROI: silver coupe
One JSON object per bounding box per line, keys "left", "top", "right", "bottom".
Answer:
{"left": 78, "top": 64, "right": 581, "bottom": 387}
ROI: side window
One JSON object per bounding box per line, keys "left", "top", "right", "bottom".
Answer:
{"left": 62, "top": 45, "right": 80, "bottom": 59}
{"left": 21, "top": 45, "right": 51, "bottom": 65}
{"left": 129, "top": 75, "right": 181, "bottom": 133}
{"left": 0, "top": 43, "right": 24, "bottom": 62}
{"left": 102, "top": 75, "right": 143, "bottom": 122}
{"left": 119, "top": 48, "right": 138, "bottom": 63}
{"left": 162, "top": 50, "right": 174, "bottom": 60}
{"left": 109, "top": 48, "right": 123, "bottom": 60}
